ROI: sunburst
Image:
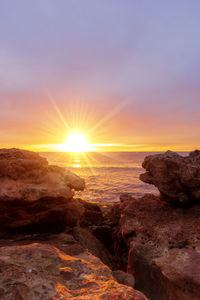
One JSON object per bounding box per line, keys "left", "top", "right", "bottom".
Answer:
{"left": 63, "top": 132, "right": 91, "bottom": 153}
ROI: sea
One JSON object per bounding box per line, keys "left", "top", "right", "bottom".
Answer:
{"left": 40, "top": 152, "right": 160, "bottom": 204}
{"left": 40, "top": 152, "right": 187, "bottom": 205}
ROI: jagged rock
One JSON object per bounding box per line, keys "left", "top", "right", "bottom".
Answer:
{"left": 140, "top": 150, "right": 200, "bottom": 203}
{"left": 114, "top": 194, "right": 200, "bottom": 300}
{"left": 0, "top": 243, "right": 148, "bottom": 300}
{"left": 0, "top": 148, "right": 86, "bottom": 231}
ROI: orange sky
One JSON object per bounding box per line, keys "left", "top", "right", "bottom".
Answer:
{"left": 1, "top": 92, "right": 199, "bottom": 152}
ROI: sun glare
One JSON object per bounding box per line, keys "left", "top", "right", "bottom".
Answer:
{"left": 63, "top": 133, "right": 90, "bottom": 152}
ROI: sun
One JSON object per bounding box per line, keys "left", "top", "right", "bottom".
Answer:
{"left": 63, "top": 132, "right": 90, "bottom": 152}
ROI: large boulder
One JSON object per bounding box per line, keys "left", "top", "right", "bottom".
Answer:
{"left": 0, "top": 242, "right": 148, "bottom": 300}
{"left": 114, "top": 194, "right": 200, "bottom": 300}
{"left": 0, "top": 148, "right": 85, "bottom": 191}
{"left": 140, "top": 150, "right": 200, "bottom": 203}
{"left": 0, "top": 148, "right": 86, "bottom": 231}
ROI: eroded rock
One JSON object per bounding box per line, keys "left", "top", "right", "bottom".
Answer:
{"left": 0, "top": 243, "right": 148, "bottom": 300}
{"left": 113, "top": 194, "right": 200, "bottom": 300}
{"left": 139, "top": 150, "right": 200, "bottom": 203}
{"left": 0, "top": 148, "right": 86, "bottom": 231}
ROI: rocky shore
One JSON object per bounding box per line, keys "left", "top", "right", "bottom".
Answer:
{"left": 106, "top": 151, "right": 200, "bottom": 300}
{"left": 0, "top": 148, "right": 199, "bottom": 300}
{"left": 0, "top": 148, "right": 146, "bottom": 300}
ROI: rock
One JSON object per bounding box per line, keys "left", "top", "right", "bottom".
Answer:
{"left": 104, "top": 203, "right": 121, "bottom": 226}
{"left": 79, "top": 199, "right": 104, "bottom": 226}
{"left": 140, "top": 150, "right": 200, "bottom": 204}
{"left": 112, "top": 270, "right": 135, "bottom": 288}
{"left": 120, "top": 193, "right": 134, "bottom": 203}
{"left": 91, "top": 224, "right": 114, "bottom": 254}
{"left": 0, "top": 243, "right": 148, "bottom": 299}
{"left": 0, "top": 148, "right": 85, "bottom": 192}
{"left": 64, "top": 169, "right": 85, "bottom": 191}
{"left": 0, "top": 148, "right": 85, "bottom": 231}
{"left": 62, "top": 198, "right": 104, "bottom": 228}
{"left": 116, "top": 194, "right": 200, "bottom": 300}
{"left": 72, "top": 226, "right": 114, "bottom": 269}
{"left": 153, "top": 248, "right": 200, "bottom": 300}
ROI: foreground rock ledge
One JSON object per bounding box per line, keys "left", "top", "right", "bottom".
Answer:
{"left": 0, "top": 243, "right": 148, "bottom": 300}
{"left": 140, "top": 150, "right": 200, "bottom": 203}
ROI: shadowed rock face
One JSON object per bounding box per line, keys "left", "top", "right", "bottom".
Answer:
{"left": 0, "top": 148, "right": 87, "bottom": 230}
{"left": 109, "top": 194, "right": 200, "bottom": 300}
{"left": 140, "top": 150, "right": 200, "bottom": 203}
{"left": 0, "top": 243, "right": 148, "bottom": 300}
{"left": 72, "top": 226, "right": 114, "bottom": 270}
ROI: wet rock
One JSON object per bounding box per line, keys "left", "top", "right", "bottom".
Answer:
{"left": 0, "top": 243, "right": 148, "bottom": 299}
{"left": 116, "top": 194, "right": 200, "bottom": 300}
{"left": 140, "top": 150, "right": 200, "bottom": 204}
{"left": 0, "top": 148, "right": 85, "bottom": 231}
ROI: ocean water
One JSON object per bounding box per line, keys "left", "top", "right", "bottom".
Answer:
{"left": 41, "top": 152, "right": 162, "bottom": 204}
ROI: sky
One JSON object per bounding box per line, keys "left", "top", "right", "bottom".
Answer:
{"left": 0, "top": 0, "right": 200, "bottom": 151}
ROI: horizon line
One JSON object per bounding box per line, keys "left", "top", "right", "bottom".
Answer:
{"left": 0, "top": 144, "right": 197, "bottom": 153}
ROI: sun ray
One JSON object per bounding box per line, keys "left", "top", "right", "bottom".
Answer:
{"left": 46, "top": 91, "right": 71, "bottom": 132}
{"left": 41, "top": 92, "right": 132, "bottom": 153}
{"left": 81, "top": 152, "right": 97, "bottom": 176}
{"left": 87, "top": 100, "right": 129, "bottom": 136}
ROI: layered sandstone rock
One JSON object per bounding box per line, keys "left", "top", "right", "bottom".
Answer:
{"left": 0, "top": 242, "right": 148, "bottom": 300}
{"left": 110, "top": 194, "right": 200, "bottom": 300}
{"left": 140, "top": 150, "right": 200, "bottom": 203}
{"left": 0, "top": 148, "right": 104, "bottom": 231}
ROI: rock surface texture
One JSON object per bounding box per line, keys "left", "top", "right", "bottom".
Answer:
{"left": 0, "top": 148, "right": 103, "bottom": 231}
{"left": 0, "top": 242, "right": 148, "bottom": 300}
{"left": 109, "top": 194, "right": 200, "bottom": 300}
{"left": 0, "top": 148, "right": 148, "bottom": 299}
{"left": 140, "top": 150, "right": 200, "bottom": 203}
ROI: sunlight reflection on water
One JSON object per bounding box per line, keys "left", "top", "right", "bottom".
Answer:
{"left": 40, "top": 152, "right": 162, "bottom": 204}
{"left": 73, "top": 164, "right": 81, "bottom": 168}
